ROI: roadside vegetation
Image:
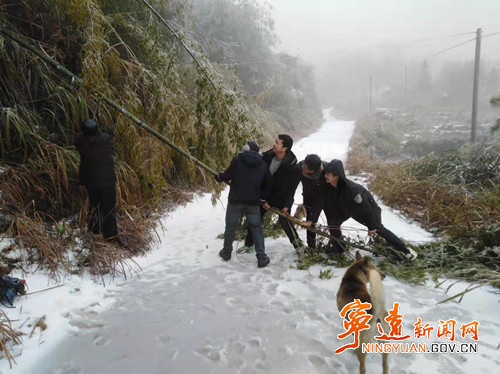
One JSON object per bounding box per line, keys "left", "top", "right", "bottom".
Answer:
{"left": 344, "top": 106, "right": 500, "bottom": 288}
{"left": 0, "top": 0, "right": 321, "bottom": 278}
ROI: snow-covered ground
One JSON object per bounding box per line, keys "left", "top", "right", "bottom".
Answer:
{"left": 2, "top": 109, "right": 499, "bottom": 374}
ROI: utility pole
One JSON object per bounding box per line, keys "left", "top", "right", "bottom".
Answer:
{"left": 471, "top": 27, "right": 482, "bottom": 142}
{"left": 369, "top": 75, "right": 373, "bottom": 113}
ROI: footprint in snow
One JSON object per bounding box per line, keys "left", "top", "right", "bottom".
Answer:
{"left": 92, "top": 335, "right": 110, "bottom": 346}
{"left": 194, "top": 346, "right": 222, "bottom": 362}
{"left": 266, "top": 283, "right": 279, "bottom": 295}
{"left": 155, "top": 334, "right": 171, "bottom": 346}
{"left": 308, "top": 354, "right": 328, "bottom": 369}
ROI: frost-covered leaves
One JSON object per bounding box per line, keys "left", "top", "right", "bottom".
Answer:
{"left": 491, "top": 94, "right": 500, "bottom": 107}
{"left": 0, "top": 310, "right": 22, "bottom": 369}
{"left": 369, "top": 145, "right": 500, "bottom": 241}
{"left": 377, "top": 236, "right": 500, "bottom": 289}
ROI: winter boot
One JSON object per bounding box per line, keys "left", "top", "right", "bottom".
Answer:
{"left": 257, "top": 254, "right": 270, "bottom": 268}
{"left": 219, "top": 249, "right": 232, "bottom": 261}
{"left": 292, "top": 239, "right": 305, "bottom": 256}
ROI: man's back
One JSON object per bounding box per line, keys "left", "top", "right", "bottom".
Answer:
{"left": 218, "top": 151, "right": 267, "bottom": 205}
{"left": 75, "top": 133, "right": 116, "bottom": 187}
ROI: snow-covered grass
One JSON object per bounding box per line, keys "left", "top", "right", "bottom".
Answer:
{"left": 1, "top": 109, "right": 499, "bottom": 373}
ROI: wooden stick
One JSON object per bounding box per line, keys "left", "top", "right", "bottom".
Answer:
{"left": 26, "top": 284, "right": 65, "bottom": 296}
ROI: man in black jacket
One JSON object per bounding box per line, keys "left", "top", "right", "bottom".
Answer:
{"left": 295, "top": 154, "right": 329, "bottom": 249}
{"left": 216, "top": 141, "right": 270, "bottom": 268}
{"left": 75, "top": 119, "right": 120, "bottom": 243}
{"left": 323, "top": 159, "right": 417, "bottom": 260}
{"left": 243, "top": 134, "right": 303, "bottom": 252}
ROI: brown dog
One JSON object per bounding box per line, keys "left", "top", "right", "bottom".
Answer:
{"left": 293, "top": 204, "right": 307, "bottom": 224}
{"left": 336, "top": 251, "right": 390, "bottom": 374}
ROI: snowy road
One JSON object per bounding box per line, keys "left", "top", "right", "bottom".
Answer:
{"left": 5, "top": 110, "right": 500, "bottom": 374}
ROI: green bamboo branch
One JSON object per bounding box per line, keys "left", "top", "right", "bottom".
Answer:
{"left": 140, "top": 0, "right": 217, "bottom": 90}
{"left": 0, "top": 26, "right": 218, "bottom": 176}
{"left": 269, "top": 207, "right": 400, "bottom": 259}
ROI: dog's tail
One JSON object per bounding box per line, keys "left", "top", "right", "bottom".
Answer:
{"left": 368, "top": 268, "right": 386, "bottom": 320}
{"left": 293, "top": 204, "right": 307, "bottom": 221}
{"left": 293, "top": 205, "right": 307, "bottom": 229}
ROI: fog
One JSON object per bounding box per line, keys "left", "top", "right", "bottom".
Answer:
{"left": 263, "top": 0, "right": 500, "bottom": 115}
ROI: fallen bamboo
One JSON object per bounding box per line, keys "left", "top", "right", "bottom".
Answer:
{"left": 0, "top": 26, "right": 398, "bottom": 261}
{"left": 0, "top": 27, "right": 219, "bottom": 176}
{"left": 268, "top": 207, "right": 400, "bottom": 259}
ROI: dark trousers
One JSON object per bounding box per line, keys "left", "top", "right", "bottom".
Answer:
{"left": 305, "top": 207, "right": 322, "bottom": 249}
{"left": 326, "top": 216, "right": 407, "bottom": 253}
{"left": 244, "top": 206, "right": 299, "bottom": 248}
{"left": 373, "top": 225, "right": 407, "bottom": 252}
{"left": 223, "top": 204, "right": 265, "bottom": 256}
{"left": 325, "top": 217, "right": 345, "bottom": 253}
{"left": 86, "top": 184, "right": 118, "bottom": 239}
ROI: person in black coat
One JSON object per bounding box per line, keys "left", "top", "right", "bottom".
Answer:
{"left": 243, "top": 134, "right": 303, "bottom": 251}
{"left": 216, "top": 141, "right": 270, "bottom": 267}
{"left": 75, "top": 119, "right": 120, "bottom": 243}
{"left": 295, "top": 154, "right": 329, "bottom": 249}
{"left": 323, "top": 159, "right": 417, "bottom": 260}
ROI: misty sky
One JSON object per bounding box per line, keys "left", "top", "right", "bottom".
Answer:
{"left": 264, "top": 0, "right": 500, "bottom": 64}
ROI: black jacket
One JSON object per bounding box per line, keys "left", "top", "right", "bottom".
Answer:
{"left": 324, "top": 160, "right": 382, "bottom": 230}
{"left": 262, "top": 149, "right": 299, "bottom": 209}
{"left": 217, "top": 151, "right": 268, "bottom": 205}
{"left": 75, "top": 132, "right": 116, "bottom": 187}
{"left": 298, "top": 160, "right": 329, "bottom": 216}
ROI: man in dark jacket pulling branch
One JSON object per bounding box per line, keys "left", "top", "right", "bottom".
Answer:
{"left": 216, "top": 141, "right": 270, "bottom": 268}
{"left": 322, "top": 159, "right": 417, "bottom": 260}
{"left": 75, "top": 119, "right": 120, "bottom": 244}
{"left": 243, "top": 134, "right": 303, "bottom": 252}
{"left": 296, "top": 154, "right": 329, "bottom": 249}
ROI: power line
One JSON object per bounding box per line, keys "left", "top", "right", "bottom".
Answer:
{"left": 431, "top": 37, "right": 476, "bottom": 57}
{"left": 483, "top": 31, "right": 500, "bottom": 38}
{"left": 410, "top": 31, "right": 476, "bottom": 43}
{"left": 362, "top": 30, "right": 476, "bottom": 49}
{"left": 430, "top": 31, "right": 500, "bottom": 58}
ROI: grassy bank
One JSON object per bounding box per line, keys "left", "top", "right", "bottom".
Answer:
{"left": 345, "top": 111, "right": 500, "bottom": 287}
